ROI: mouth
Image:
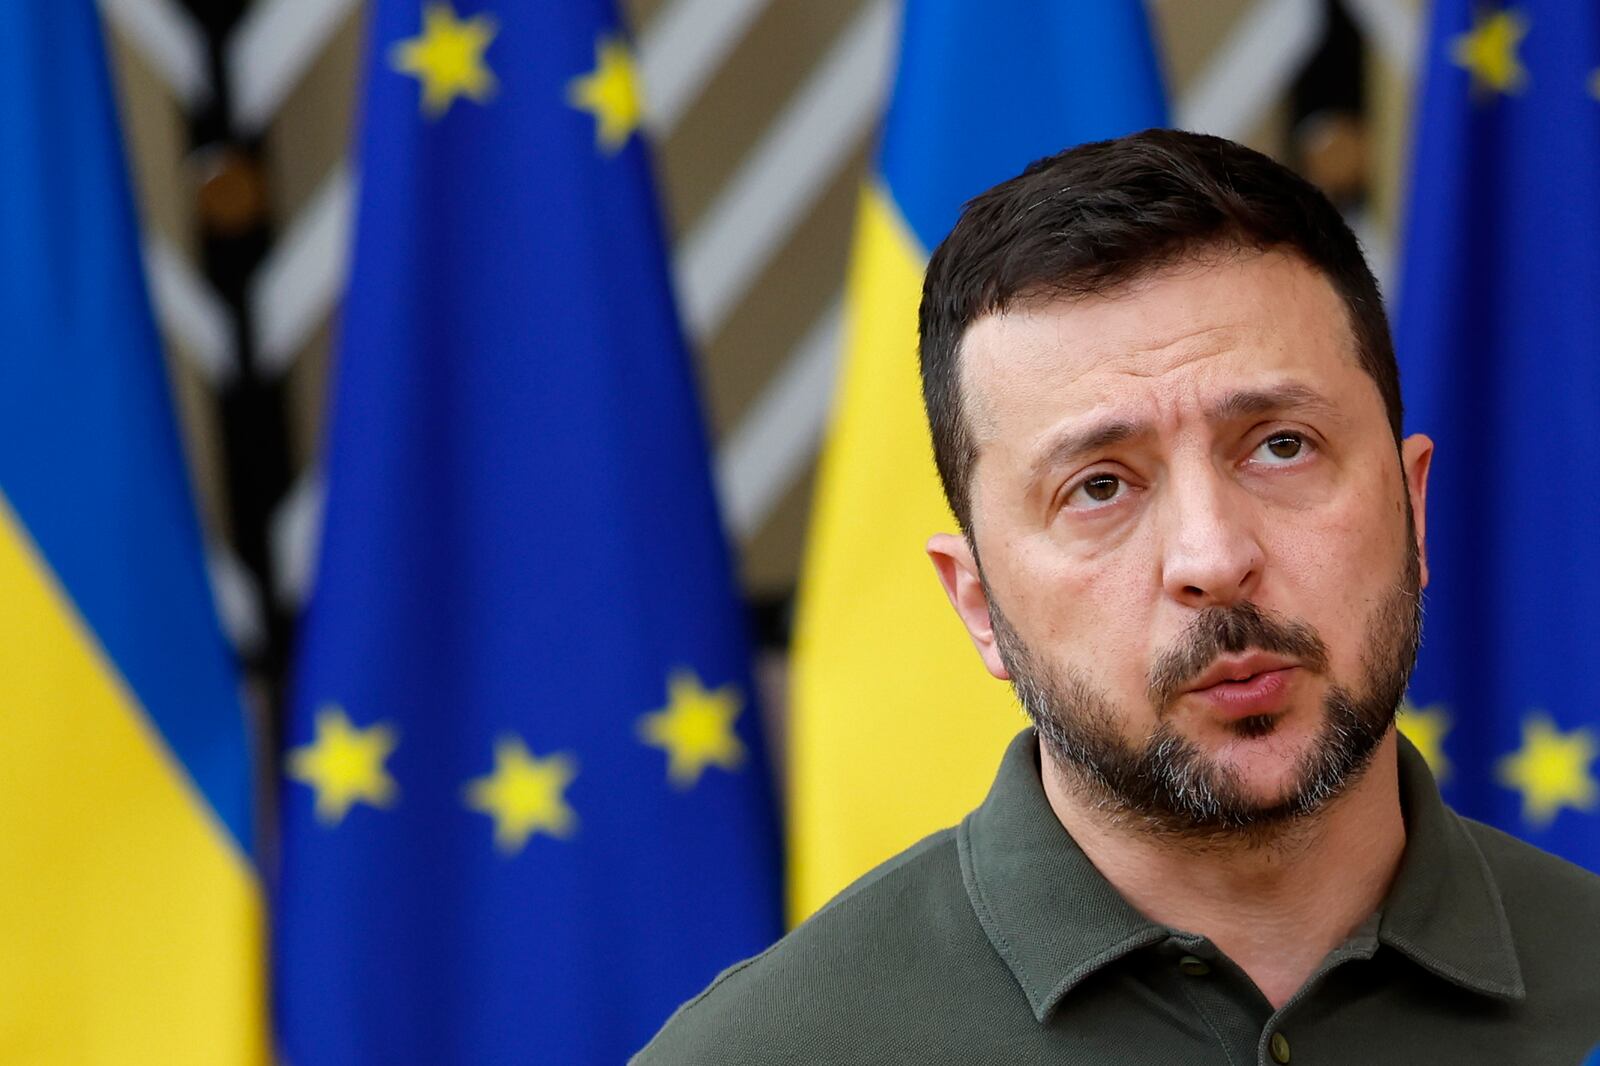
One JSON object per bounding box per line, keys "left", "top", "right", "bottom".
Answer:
{"left": 1181, "top": 654, "right": 1299, "bottom": 719}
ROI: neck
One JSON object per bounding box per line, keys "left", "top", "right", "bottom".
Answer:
{"left": 1041, "top": 729, "right": 1406, "bottom": 1009}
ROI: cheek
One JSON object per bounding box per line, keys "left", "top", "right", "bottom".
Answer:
{"left": 1264, "top": 483, "right": 1409, "bottom": 669}
{"left": 1006, "top": 532, "right": 1161, "bottom": 698}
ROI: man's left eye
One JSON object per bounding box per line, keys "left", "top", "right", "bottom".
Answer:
{"left": 1255, "top": 432, "right": 1308, "bottom": 463}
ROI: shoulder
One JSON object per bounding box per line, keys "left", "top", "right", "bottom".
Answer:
{"left": 1458, "top": 815, "right": 1600, "bottom": 986}
{"left": 633, "top": 827, "right": 987, "bottom": 1065}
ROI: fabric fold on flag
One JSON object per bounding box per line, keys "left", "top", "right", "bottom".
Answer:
{"left": 0, "top": 5, "right": 265, "bottom": 1063}
{"left": 1395, "top": 0, "right": 1600, "bottom": 869}
{"left": 788, "top": 0, "right": 1167, "bottom": 923}
{"left": 274, "top": 2, "right": 783, "bottom": 1062}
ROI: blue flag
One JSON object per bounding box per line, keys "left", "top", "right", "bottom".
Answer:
{"left": 274, "top": 2, "right": 783, "bottom": 1062}
{"left": 1396, "top": 1, "right": 1600, "bottom": 868}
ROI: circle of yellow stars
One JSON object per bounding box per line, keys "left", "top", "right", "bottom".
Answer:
{"left": 388, "top": 3, "right": 644, "bottom": 152}
{"left": 1449, "top": 6, "right": 1600, "bottom": 104}
{"left": 1430, "top": 7, "right": 1600, "bottom": 827}
{"left": 1397, "top": 699, "right": 1600, "bottom": 829}
{"left": 286, "top": 668, "right": 746, "bottom": 855}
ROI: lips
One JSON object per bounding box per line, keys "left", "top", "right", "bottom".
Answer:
{"left": 1181, "top": 653, "right": 1299, "bottom": 719}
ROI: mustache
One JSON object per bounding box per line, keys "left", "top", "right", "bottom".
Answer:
{"left": 1147, "top": 601, "right": 1330, "bottom": 710}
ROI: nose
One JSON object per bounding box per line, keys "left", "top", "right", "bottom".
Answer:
{"left": 1158, "top": 466, "right": 1264, "bottom": 610}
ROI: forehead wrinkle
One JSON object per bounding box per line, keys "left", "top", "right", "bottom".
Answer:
{"left": 959, "top": 251, "right": 1360, "bottom": 461}
{"left": 1206, "top": 382, "right": 1349, "bottom": 426}
{"left": 1093, "top": 322, "right": 1249, "bottom": 381}
{"left": 1024, "top": 378, "right": 1349, "bottom": 487}
{"left": 960, "top": 311, "right": 1242, "bottom": 453}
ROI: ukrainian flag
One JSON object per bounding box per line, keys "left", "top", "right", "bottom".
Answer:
{"left": 0, "top": 5, "right": 265, "bottom": 1063}
{"left": 789, "top": 0, "right": 1166, "bottom": 922}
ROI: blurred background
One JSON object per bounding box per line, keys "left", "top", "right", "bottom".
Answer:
{"left": 108, "top": 0, "right": 1413, "bottom": 782}
{"left": 9, "top": 0, "right": 1597, "bottom": 1062}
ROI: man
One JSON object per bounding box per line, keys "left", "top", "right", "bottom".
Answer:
{"left": 636, "top": 130, "right": 1600, "bottom": 1063}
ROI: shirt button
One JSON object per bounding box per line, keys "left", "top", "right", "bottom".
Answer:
{"left": 1177, "top": 955, "right": 1210, "bottom": 977}
{"left": 1269, "top": 1031, "right": 1291, "bottom": 1064}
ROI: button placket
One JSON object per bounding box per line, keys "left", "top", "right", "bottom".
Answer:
{"left": 1164, "top": 939, "right": 1267, "bottom": 1066}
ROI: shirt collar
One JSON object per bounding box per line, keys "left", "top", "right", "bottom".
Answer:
{"left": 1377, "top": 733, "right": 1525, "bottom": 1000}
{"left": 958, "top": 730, "right": 1167, "bottom": 1022}
{"left": 959, "top": 729, "right": 1525, "bottom": 1022}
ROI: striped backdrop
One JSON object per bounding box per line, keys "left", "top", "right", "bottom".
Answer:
{"left": 97, "top": 0, "right": 1423, "bottom": 708}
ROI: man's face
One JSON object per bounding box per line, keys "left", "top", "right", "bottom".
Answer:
{"left": 929, "top": 249, "right": 1433, "bottom": 833}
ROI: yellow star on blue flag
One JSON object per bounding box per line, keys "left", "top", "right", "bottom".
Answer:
{"left": 463, "top": 736, "right": 577, "bottom": 853}
{"left": 1397, "top": 700, "right": 1453, "bottom": 782}
{"left": 1495, "top": 714, "right": 1599, "bottom": 828}
{"left": 286, "top": 705, "right": 400, "bottom": 824}
{"left": 638, "top": 669, "right": 746, "bottom": 788}
{"left": 1450, "top": 7, "right": 1529, "bottom": 96}
{"left": 390, "top": 1, "right": 498, "bottom": 118}
{"left": 567, "top": 34, "right": 643, "bottom": 153}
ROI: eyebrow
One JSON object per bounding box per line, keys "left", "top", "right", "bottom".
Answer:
{"left": 1027, "top": 383, "right": 1343, "bottom": 482}
{"left": 1205, "top": 383, "right": 1343, "bottom": 424}
{"left": 1027, "top": 419, "right": 1145, "bottom": 482}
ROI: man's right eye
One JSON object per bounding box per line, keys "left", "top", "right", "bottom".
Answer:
{"left": 1067, "top": 473, "right": 1124, "bottom": 507}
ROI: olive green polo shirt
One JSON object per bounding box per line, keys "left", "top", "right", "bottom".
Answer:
{"left": 636, "top": 730, "right": 1600, "bottom": 1064}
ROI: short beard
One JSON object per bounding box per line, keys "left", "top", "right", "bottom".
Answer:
{"left": 988, "top": 530, "right": 1422, "bottom": 845}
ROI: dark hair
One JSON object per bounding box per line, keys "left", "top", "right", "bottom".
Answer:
{"left": 918, "top": 128, "right": 1401, "bottom": 535}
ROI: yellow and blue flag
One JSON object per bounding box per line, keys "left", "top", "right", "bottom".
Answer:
{"left": 0, "top": 5, "right": 266, "bottom": 1063}
{"left": 788, "top": 0, "right": 1166, "bottom": 922}
{"left": 1396, "top": 1, "right": 1600, "bottom": 867}
{"left": 274, "top": 1, "right": 782, "bottom": 1061}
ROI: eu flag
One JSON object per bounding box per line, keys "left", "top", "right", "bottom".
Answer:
{"left": 273, "top": 2, "right": 783, "bottom": 1062}
{"left": 1396, "top": 2, "right": 1600, "bottom": 868}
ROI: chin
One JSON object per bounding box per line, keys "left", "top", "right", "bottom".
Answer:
{"left": 1204, "top": 712, "right": 1323, "bottom": 793}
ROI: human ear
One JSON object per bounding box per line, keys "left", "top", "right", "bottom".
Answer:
{"left": 1401, "top": 434, "right": 1434, "bottom": 588}
{"left": 926, "top": 533, "right": 1011, "bottom": 681}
